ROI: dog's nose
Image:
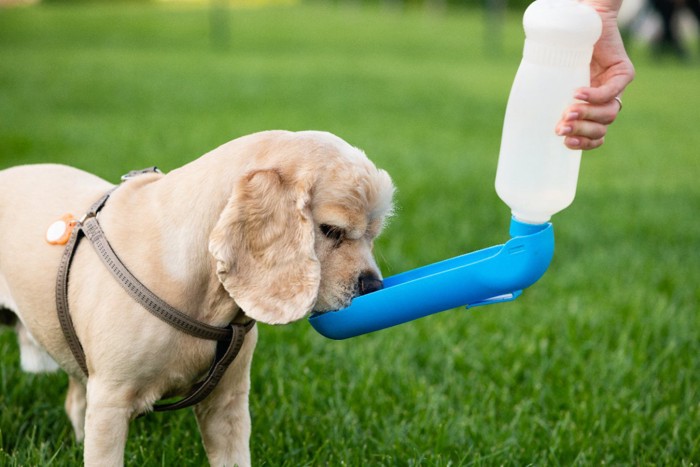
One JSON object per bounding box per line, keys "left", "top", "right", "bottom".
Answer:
{"left": 358, "top": 271, "right": 383, "bottom": 296}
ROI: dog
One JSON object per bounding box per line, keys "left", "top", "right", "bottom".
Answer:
{"left": 0, "top": 130, "right": 395, "bottom": 466}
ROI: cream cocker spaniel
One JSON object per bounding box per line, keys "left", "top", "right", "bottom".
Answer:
{"left": 0, "top": 130, "right": 395, "bottom": 466}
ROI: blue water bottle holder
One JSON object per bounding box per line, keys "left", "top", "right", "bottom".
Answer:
{"left": 309, "top": 218, "right": 554, "bottom": 340}
{"left": 308, "top": 0, "right": 603, "bottom": 340}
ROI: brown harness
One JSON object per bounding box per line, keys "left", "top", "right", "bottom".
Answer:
{"left": 55, "top": 168, "right": 255, "bottom": 413}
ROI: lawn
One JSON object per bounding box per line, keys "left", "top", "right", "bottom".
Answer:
{"left": 1, "top": 1, "right": 699, "bottom": 465}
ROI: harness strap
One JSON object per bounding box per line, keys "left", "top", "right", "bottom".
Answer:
{"left": 56, "top": 188, "right": 117, "bottom": 376}
{"left": 55, "top": 170, "right": 255, "bottom": 412}
{"left": 153, "top": 319, "right": 255, "bottom": 412}
{"left": 81, "top": 215, "right": 233, "bottom": 341}
{"left": 56, "top": 225, "right": 90, "bottom": 375}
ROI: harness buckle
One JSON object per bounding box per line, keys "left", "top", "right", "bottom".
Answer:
{"left": 78, "top": 211, "right": 95, "bottom": 225}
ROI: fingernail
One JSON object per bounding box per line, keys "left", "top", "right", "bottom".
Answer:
{"left": 567, "top": 137, "right": 581, "bottom": 148}
{"left": 556, "top": 126, "right": 572, "bottom": 136}
{"left": 575, "top": 92, "right": 588, "bottom": 101}
{"left": 565, "top": 112, "right": 579, "bottom": 121}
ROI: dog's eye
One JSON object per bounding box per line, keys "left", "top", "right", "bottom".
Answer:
{"left": 319, "top": 224, "right": 344, "bottom": 245}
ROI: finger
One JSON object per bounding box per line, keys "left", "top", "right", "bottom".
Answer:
{"left": 575, "top": 74, "right": 630, "bottom": 104}
{"left": 564, "top": 135, "right": 605, "bottom": 151}
{"left": 557, "top": 118, "right": 608, "bottom": 141}
{"left": 561, "top": 99, "right": 620, "bottom": 126}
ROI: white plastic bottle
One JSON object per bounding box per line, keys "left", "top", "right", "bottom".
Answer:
{"left": 495, "top": 0, "right": 602, "bottom": 225}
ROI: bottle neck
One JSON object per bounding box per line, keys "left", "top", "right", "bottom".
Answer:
{"left": 510, "top": 216, "right": 551, "bottom": 237}
{"left": 523, "top": 39, "right": 594, "bottom": 68}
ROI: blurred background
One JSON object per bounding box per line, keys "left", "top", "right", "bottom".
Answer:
{"left": 1, "top": 0, "right": 698, "bottom": 464}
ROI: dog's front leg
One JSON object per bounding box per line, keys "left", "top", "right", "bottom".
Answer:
{"left": 194, "top": 326, "right": 258, "bottom": 467}
{"left": 82, "top": 379, "right": 134, "bottom": 467}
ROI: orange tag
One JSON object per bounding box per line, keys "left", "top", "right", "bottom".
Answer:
{"left": 46, "top": 214, "right": 77, "bottom": 245}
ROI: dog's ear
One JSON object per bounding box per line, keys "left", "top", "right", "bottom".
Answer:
{"left": 209, "top": 169, "right": 320, "bottom": 324}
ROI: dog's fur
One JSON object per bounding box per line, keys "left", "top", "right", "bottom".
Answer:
{"left": 0, "top": 130, "right": 394, "bottom": 466}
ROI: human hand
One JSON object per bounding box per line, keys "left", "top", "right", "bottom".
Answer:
{"left": 555, "top": 0, "right": 635, "bottom": 150}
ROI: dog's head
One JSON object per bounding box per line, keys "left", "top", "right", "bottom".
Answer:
{"left": 209, "top": 131, "right": 395, "bottom": 324}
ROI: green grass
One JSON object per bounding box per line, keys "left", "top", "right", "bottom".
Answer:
{"left": 1, "top": 2, "right": 699, "bottom": 465}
